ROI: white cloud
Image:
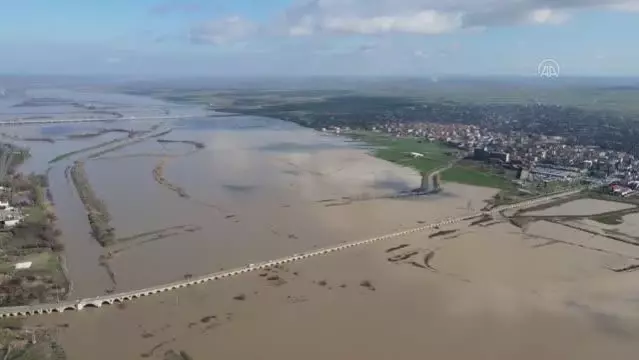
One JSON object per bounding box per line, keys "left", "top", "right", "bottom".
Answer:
{"left": 607, "top": 1, "right": 639, "bottom": 11}
{"left": 185, "top": 0, "right": 639, "bottom": 47}
{"left": 527, "top": 8, "right": 570, "bottom": 24}
{"left": 189, "top": 16, "right": 256, "bottom": 45}
{"left": 321, "top": 11, "right": 463, "bottom": 35}
{"left": 281, "top": 0, "right": 639, "bottom": 36}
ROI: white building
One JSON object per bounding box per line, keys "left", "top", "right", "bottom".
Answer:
{"left": 14, "top": 262, "right": 32, "bottom": 270}
{"left": 2, "top": 219, "right": 20, "bottom": 228}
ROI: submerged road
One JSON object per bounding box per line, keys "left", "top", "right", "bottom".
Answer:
{"left": 0, "top": 187, "right": 584, "bottom": 318}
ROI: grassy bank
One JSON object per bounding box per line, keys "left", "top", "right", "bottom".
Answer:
{"left": 346, "top": 131, "right": 514, "bottom": 190}
{"left": 49, "top": 137, "right": 124, "bottom": 164}
{"left": 69, "top": 161, "right": 115, "bottom": 246}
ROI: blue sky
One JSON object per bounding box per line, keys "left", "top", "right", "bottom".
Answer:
{"left": 1, "top": 0, "right": 638, "bottom": 76}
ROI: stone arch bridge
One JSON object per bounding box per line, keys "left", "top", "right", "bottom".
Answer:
{"left": 0, "top": 188, "right": 584, "bottom": 318}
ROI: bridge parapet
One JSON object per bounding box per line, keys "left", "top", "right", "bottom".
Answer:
{"left": 0, "top": 186, "right": 586, "bottom": 319}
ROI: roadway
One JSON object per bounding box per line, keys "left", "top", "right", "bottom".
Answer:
{"left": 0, "top": 187, "right": 584, "bottom": 318}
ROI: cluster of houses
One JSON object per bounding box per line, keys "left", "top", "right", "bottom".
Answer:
{"left": 0, "top": 186, "right": 24, "bottom": 229}
{"left": 604, "top": 181, "right": 639, "bottom": 198}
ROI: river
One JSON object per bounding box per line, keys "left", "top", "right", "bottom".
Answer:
{"left": 0, "top": 87, "right": 483, "bottom": 299}
{"left": 8, "top": 86, "right": 639, "bottom": 360}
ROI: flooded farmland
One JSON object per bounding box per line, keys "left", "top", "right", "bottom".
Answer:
{"left": 4, "top": 87, "right": 639, "bottom": 360}
{"left": 1, "top": 88, "right": 494, "bottom": 297}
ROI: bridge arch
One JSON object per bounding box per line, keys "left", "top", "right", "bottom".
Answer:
{"left": 0, "top": 189, "right": 580, "bottom": 319}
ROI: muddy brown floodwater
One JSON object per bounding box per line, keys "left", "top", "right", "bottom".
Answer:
{"left": 1, "top": 89, "right": 497, "bottom": 297}
{"left": 79, "top": 117, "right": 496, "bottom": 293}
{"left": 31, "top": 218, "right": 639, "bottom": 360}
{"left": 6, "top": 89, "right": 639, "bottom": 360}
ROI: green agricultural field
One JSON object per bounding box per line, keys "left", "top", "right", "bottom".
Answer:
{"left": 441, "top": 164, "right": 516, "bottom": 190}
{"left": 346, "top": 131, "right": 453, "bottom": 172}
{"left": 346, "top": 131, "right": 514, "bottom": 189}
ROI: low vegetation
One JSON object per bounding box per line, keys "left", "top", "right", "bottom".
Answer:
{"left": 0, "top": 319, "right": 66, "bottom": 360}
{"left": 86, "top": 124, "right": 163, "bottom": 160}
{"left": 153, "top": 159, "right": 189, "bottom": 198}
{"left": 49, "top": 137, "right": 124, "bottom": 163}
{"left": 347, "top": 131, "right": 514, "bottom": 190}
{"left": 0, "top": 148, "right": 69, "bottom": 357}
{"left": 0, "top": 164, "right": 68, "bottom": 307}
{"left": 348, "top": 130, "right": 453, "bottom": 170}
{"left": 591, "top": 213, "right": 625, "bottom": 225}
{"left": 156, "top": 139, "right": 205, "bottom": 149}
{"left": 359, "top": 280, "right": 375, "bottom": 291}
{"left": 429, "top": 229, "right": 458, "bottom": 238}
{"left": 66, "top": 128, "right": 133, "bottom": 139}
{"left": 50, "top": 128, "right": 146, "bottom": 163}
{"left": 69, "top": 161, "right": 115, "bottom": 246}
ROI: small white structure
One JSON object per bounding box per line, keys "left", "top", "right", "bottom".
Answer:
{"left": 2, "top": 219, "right": 20, "bottom": 228}
{"left": 408, "top": 152, "right": 424, "bottom": 158}
{"left": 15, "top": 262, "right": 32, "bottom": 270}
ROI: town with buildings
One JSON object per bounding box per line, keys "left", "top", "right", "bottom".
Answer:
{"left": 324, "top": 120, "right": 639, "bottom": 197}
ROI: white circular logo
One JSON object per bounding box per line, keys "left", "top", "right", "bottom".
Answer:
{"left": 538, "top": 59, "right": 560, "bottom": 78}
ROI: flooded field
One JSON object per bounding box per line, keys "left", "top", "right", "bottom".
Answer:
{"left": 6, "top": 87, "right": 639, "bottom": 359}
{"left": 30, "top": 213, "right": 639, "bottom": 360}
{"left": 0, "top": 88, "right": 497, "bottom": 297}
{"left": 79, "top": 117, "right": 497, "bottom": 293}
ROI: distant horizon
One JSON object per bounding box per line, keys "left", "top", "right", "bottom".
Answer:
{"left": 3, "top": 73, "right": 639, "bottom": 80}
